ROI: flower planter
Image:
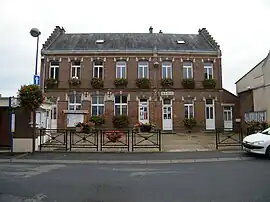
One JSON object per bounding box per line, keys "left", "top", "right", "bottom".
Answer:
{"left": 136, "top": 78, "right": 150, "bottom": 89}
{"left": 140, "top": 125, "right": 152, "bottom": 132}
{"left": 161, "top": 78, "right": 173, "bottom": 88}
{"left": 202, "top": 79, "right": 216, "bottom": 89}
{"left": 114, "top": 78, "right": 128, "bottom": 88}
{"left": 91, "top": 78, "right": 104, "bottom": 89}
{"left": 182, "top": 79, "right": 195, "bottom": 89}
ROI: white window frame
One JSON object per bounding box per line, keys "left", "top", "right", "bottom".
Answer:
{"left": 49, "top": 62, "right": 59, "bottom": 79}
{"left": 138, "top": 99, "right": 149, "bottom": 123}
{"left": 70, "top": 62, "right": 81, "bottom": 79}
{"left": 162, "top": 62, "right": 172, "bottom": 79}
{"left": 114, "top": 95, "right": 128, "bottom": 115}
{"left": 138, "top": 62, "right": 149, "bottom": 78}
{"left": 93, "top": 61, "right": 104, "bottom": 78}
{"left": 204, "top": 63, "right": 213, "bottom": 79}
{"left": 184, "top": 100, "right": 194, "bottom": 119}
{"left": 223, "top": 106, "right": 232, "bottom": 121}
{"left": 91, "top": 95, "right": 105, "bottom": 116}
{"left": 116, "top": 61, "right": 127, "bottom": 78}
{"left": 183, "top": 62, "right": 193, "bottom": 79}
{"left": 68, "top": 94, "right": 82, "bottom": 111}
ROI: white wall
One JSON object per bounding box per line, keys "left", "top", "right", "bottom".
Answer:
{"left": 236, "top": 60, "right": 264, "bottom": 94}
{"left": 253, "top": 86, "right": 270, "bottom": 121}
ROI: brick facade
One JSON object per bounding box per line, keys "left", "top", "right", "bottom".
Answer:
{"left": 41, "top": 26, "right": 239, "bottom": 132}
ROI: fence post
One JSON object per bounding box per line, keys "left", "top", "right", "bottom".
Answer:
{"left": 100, "top": 130, "right": 103, "bottom": 152}
{"left": 39, "top": 128, "right": 42, "bottom": 151}
{"left": 159, "top": 130, "right": 161, "bottom": 151}
{"left": 215, "top": 128, "right": 218, "bottom": 150}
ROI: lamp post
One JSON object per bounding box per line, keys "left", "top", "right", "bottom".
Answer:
{"left": 30, "top": 28, "right": 41, "bottom": 153}
{"left": 30, "top": 28, "right": 41, "bottom": 75}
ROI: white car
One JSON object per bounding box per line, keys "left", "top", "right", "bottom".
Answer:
{"left": 242, "top": 127, "right": 270, "bottom": 157}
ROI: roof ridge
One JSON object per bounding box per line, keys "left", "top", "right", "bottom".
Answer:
{"left": 63, "top": 32, "right": 198, "bottom": 35}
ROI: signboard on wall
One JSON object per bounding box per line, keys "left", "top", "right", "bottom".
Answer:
{"left": 67, "top": 114, "right": 84, "bottom": 127}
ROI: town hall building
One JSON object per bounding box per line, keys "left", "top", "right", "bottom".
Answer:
{"left": 40, "top": 26, "right": 238, "bottom": 132}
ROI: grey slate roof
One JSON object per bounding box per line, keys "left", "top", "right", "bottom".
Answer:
{"left": 42, "top": 27, "right": 220, "bottom": 54}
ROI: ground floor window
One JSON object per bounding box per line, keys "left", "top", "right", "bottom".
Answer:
{"left": 184, "top": 99, "right": 194, "bottom": 119}
{"left": 68, "top": 94, "right": 81, "bottom": 111}
{"left": 114, "top": 95, "right": 128, "bottom": 115}
{"left": 91, "top": 95, "right": 104, "bottom": 115}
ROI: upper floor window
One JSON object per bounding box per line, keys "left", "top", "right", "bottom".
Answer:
{"left": 91, "top": 95, "right": 104, "bottom": 115}
{"left": 183, "top": 62, "right": 193, "bottom": 79}
{"left": 116, "top": 61, "right": 126, "bottom": 78}
{"left": 204, "top": 63, "right": 213, "bottom": 79}
{"left": 184, "top": 99, "right": 194, "bottom": 119}
{"left": 162, "top": 62, "right": 172, "bottom": 79}
{"left": 114, "top": 95, "right": 128, "bottom": 116}
{"left": 93, "top": 60, "right": 103, "bottom": 78}
{"left": 71, "top": 61, "right": 81, "bottom": 79}
{"left": 68, "top": 94, "right": 81, "bottom": 111}
{"left": 138, "top": 62, "right": 149, "bottom": 78}
{"left": 50, "top": 61, "right": 59, "bottom": 79}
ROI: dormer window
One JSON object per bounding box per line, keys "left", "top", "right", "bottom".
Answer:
{"left": 177, "top": 40, "right": 185, "bottom": 44}
{"left": 96, "top": 40, "right": 105, "bottom": 44}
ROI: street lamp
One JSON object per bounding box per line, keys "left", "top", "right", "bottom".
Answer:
{"left": 30, "top": 28, "right": 41, "bottom": 75}
{"left": 30, "top": 28, "right": 41, "bottom": 153}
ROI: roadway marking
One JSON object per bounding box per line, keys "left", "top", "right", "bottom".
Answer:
{"left": 0, "top": 193, "right": 48, "bottom": 202}
{"left": 0, "top": 164, "right": 66, "bottom": 178}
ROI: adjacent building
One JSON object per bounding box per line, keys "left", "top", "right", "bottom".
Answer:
{"left": 236, "top": 51, "right": 270, "bottom": 123}
{"left": 40, "top": 26, "right": 237, "bottom": 132}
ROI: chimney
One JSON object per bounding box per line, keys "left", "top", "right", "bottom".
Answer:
{"left": 159, "top": 30, "right": 163, "bottom": 34}
{"left": 149, "top": 26, "right": 153, "bottom": 34}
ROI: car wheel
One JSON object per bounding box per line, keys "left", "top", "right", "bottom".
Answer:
{"left": 265, "top": 146, "right": 270, "bottom": 158}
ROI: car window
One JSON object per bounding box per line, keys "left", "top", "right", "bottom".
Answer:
{"left": 261, "top": 127, "right": 270, "bottom": 135}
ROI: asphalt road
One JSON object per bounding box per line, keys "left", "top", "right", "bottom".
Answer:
{"left": 0, "top": 153, "right": 270, "bottom": 202}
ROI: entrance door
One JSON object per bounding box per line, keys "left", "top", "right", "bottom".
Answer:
{"left": 223, "top": 106, "right": 233, "bottom": 130}
{"left": 51, "top": 105, "right": 57, "bottom": 129}
{"left": 205, "top": 99, "right": 215, "bottom": 130}
{"left": 162, "top": 99, "right": 173, "bottom": 130}
{"left": 139, "top": 99, "right": 149, "bottom": 124}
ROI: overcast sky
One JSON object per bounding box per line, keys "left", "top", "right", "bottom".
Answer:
{"left": 0, "top": 0, "right": 269, "bottom": 97}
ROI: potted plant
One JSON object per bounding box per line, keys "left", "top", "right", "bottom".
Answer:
{"left": 114, "top": 78, "right": 128, "bottom": 88}
{"left": 183, "top": 118, "right": 197, "bottom": 133}
{"left": 75, "top": 122, "right": 83, "bottom": 132}
{"left": 202, "top": 78, "right": 216, "bottom": 89}
{"left": 18, "top": 84, "right": 44, "bottom": 110}
{"left": 69, "top": 77, "right": 81, "bottom": 85}
{"left": 91, "top": 77, "right": 104, "bottom": 89}
{"left": 182, "top": 78, "right": 195, "bottom": 89}
{"left": 161, "top": 78, "right": 173, "bottom": 87}
{"left": 134, "top": 122, "right": 155, "bottom": 132}
{"left": 89, "top": 115, "right": 105, "bottom": 126}
{"left": 112, "top": 115, "right": 129, "bottom": 128}
{"left": 75, "top": 122, "right": 95, "bottom": 133}
{"left": 104, "top": 130, "right": 125, "bottom": 142}
{"left": 46, "top": 78, "right": 58, "bottom": 88}
{"left": 136, "top": 78, "right": 151, "bottom": 89}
